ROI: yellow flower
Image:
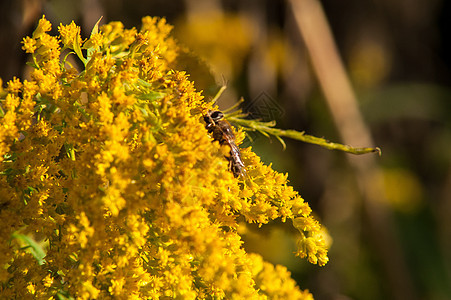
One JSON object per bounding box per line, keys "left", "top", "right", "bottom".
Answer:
{"left": 80, "top": 281, "right": 100, "bottom": 299}
{"left": 250, "top": 253, "right": 314, "bottom": 300}
{"left": 21, "top": 36, "right": 37, "bottom": 53}
{"left": 6, "top": 77, "right": 22, "bottom": 94}
{"left": 58, "top": 21, "right": 82, "bottom": 49}
{"left": 32, "top": 15, "right": 52, "bottom": 39}
{"left": 109, "top": 276, "right": 126, "bottom": 295}
{"left": 0, "top": 15, "right": 329, "bottom": 299}
{"left": 35, "top": 33, "right": 61, "bottom": 61}
{"left": 84, "top": 32, "right": 103, "bottom": 49}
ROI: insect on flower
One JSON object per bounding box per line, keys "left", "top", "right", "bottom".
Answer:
{"left": 204, "top": 110, "right": 246, "bottom": 178}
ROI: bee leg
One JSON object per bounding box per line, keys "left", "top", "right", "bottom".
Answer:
{"left": 227, "top": 156, "right": 233, "bottom": 172}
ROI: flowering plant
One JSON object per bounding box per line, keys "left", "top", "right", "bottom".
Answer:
{"left": 0, "top": 16, "right": 329, "bottom": 299}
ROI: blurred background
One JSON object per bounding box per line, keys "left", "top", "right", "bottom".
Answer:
{"left": 1, "top": 0, "right": 450, "bottom": 299}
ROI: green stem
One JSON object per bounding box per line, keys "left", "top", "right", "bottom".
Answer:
{"left": 228, "top": 116, "right": 381, "bottom": 155}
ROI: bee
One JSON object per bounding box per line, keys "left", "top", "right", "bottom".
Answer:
{"left": 204, "top": 110, "right": 246, "bottom": 178}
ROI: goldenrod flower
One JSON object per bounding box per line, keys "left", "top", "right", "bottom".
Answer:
{"left": 58, "top": 21, "right": 83, "bottom": 50}
{"left": 21, "top": 36, "right": 37, "bottom": 53}
{"left": 32, "top": 15, "right": 52, "bottom": 39}
{"left": 0, "top": 16, "right": 329, "bottom": 299}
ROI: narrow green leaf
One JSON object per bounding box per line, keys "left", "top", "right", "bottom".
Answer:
{"left": 25, "top": 61, "right": 39, "bottom": 69}
{"left": 11, "top": 233, "right": 46, "bottom": 265}
{"left": 136, "top": 78, "right": 153, "bottom": 88}
{"left": 210, "top": 85, "right": 227, "bottom": 105}
{"left": 274, "top": 134, "right": 287, "bottom": 150}
{"left": 65, "top": 143, "right": 76, "bottom": 161}
{"left": 138, "top": 91, "right": 166, "bottom": 101}
{"left": 91, "top": 17, "right": 103, "bottom": 36}
{"left": 86, "top": 17, "right": 103, "bottom": 61}
{"left": 73, "top": 27, "right": 87, "bottom": 65}
{"left": 62, "top": 51, "right": 76, "bottom": 69}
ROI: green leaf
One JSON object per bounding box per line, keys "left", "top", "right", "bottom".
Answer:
{"left": 86, "top": 17, "right": 103, "bottom": 61}
{"left": 73, "top": 27, "right": 87, "bottom": 65}
{"left": 62, "top": 51, "right": 76, "bottom": 69}
{"left": 136, "top": 78, "right": 154, "bottom": 88}
{"left": 55, "top": 290, "right": 75, "bottom": 300}
{"left": 11, "top": 233, "right": 46, "bottom": 265}
{"left": 274, "top": 134, "right": 287, "bottom": 150}
{"left": 65, "top": 143, "right": 76, "bottom": 161}
{"left": 138, "top": 91, "right": 166, "bottom": 101}
{"left": 91, "top": 16, "right": 103, "bottom": 36}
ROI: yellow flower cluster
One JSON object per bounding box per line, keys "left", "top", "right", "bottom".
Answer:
{"left": 0, "top": 16, "right": 328, "bottom": 299}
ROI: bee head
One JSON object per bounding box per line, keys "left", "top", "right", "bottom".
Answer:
{"left": 204, "top": 110, "right": 224, "bottom": 125}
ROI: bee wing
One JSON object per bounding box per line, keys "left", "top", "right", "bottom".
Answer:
{"left": 222, "top": 127, "right": 246, "bottom": 178}
{"left": 217, "top": 121, "right": 236, "bottom": 139}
